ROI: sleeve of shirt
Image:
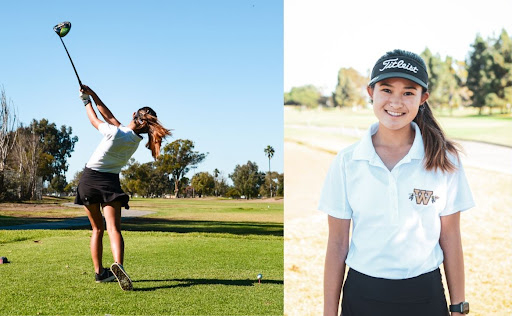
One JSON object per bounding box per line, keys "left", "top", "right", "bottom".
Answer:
{"left": 318, "top": 152, "right": 353, "bottom": 219}
{"left": 440, "top": 156, "right": 475, "bottom": 216}
{"left": 98, "top": 123, "right": 118, "bottom": 138}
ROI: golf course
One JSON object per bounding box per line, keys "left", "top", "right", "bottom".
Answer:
{"left": 0, "top": 198, "right": 283, "bottom": 315}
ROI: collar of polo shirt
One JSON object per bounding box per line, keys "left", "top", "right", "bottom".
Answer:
{"left": 352, "top": 122, "right": 425, "bottom": 167}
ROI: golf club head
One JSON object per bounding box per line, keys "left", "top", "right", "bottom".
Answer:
{"left": 53, "top": 21, "right": 71, "bottom": 37}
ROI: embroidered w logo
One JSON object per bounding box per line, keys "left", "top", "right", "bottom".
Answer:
{"left": 413, "top": 189, "right": 433, "bottom": 205}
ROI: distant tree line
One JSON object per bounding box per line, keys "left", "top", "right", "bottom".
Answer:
{"left": 68, "top": 141, "right": 284, "bottom": 200}
{"left": 285, "top": 29, "right": 512, "bottom": 115}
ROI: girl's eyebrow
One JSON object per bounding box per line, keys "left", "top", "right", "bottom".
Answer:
{"left": 380, "top": 82, "right": 419, "bottom": 90}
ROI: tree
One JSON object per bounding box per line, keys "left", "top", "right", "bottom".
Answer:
{"left": 191, "top": 172, "right": 215, "bottom": 197}
{"left": 259, "top": 171, "right": 279, "bottom": 198}
{"left": 22, "top": 119, "right": 78, "bottom": 182}
{"left": 121, "top": 159, "right": 171, "bottom": 197}
{"left": 333, "top": 68, "right": 367, "bottom": 108}
{"left": 10, "top": 125, "right": 41, "bottom": 200}
{"left": 0, "top": 87, "right": 18, "bottom": 198}
{"left": 229, "top": 161, "right": 264, "bottom": 199}
{"left": 49, "top": 174, "right": 67, "bottom": 193}
{"left": 212, "top": 168, "right": 229, "bottom": 197}
{"left": 120, "top": 159, "right": 141, "bottom": 197}
{"left": 264, "top": 145, "right": 275, "bottom": 197}
{"left": 466, "top": 35, "right": 493, "bottom": 115}
{"left": 156, "top": 139, "right": 207, "bottom": 198}
{"left": 466, "top": 31, "right": 512, "bottom": 115}
{"left": 421, "top": 49, "right": 460, "bottom": 113}
{"left": 177, "top": 176, "right": 190, "bottom": 197}
{"left": 64, "top": 170, "right": 83, "bottom": 194}
{"left": 215, "top": 175, "right": 229, "bottom": 197}
{"left": 213, "top": 168, "right": 220, "bottom": 196}
{"left": 284, "top": 85, "right": 322, "bottom": 108}
{"left": 489, "top": 29, "right": 512, "bottom": 113}
{"left": 225, "top": 188, "right": 241, "bottom": 199}
{"left": 276, "top": 173, "right": 284, "bottom": 197}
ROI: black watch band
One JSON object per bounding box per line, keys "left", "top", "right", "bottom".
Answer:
{"left": 449, "top": 302, "right": 469, "bottom": 314}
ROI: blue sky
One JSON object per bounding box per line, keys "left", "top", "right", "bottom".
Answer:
{"left": 0, "top": 0, "right": 283, "bottom": 183}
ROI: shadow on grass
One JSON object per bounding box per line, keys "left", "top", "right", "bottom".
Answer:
{"left": 132, "top": 278, "right": 284, "bottom": 292}
{"left": 0, "top": 216, "right": 283, "bottom": 237}
{"left": 122, "top": 217, "right": 283, "bottom": 236}
{"left": 0, "top": 215, "right": 69, "bottom": 227}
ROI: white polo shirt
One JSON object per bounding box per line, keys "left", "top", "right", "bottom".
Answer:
{"left": 319, "top": 122, "right": 475, "bottom": 279}
{"left": 86, "top": 123, "right": 142, "bottom": 174}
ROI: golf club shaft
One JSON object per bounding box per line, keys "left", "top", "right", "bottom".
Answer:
{"left": 59, "top": 37, "right": 83, "bottom": 88}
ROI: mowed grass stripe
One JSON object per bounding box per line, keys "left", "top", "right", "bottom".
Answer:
{"left": 129, "top": 198, "right": 283, "bottom": 223}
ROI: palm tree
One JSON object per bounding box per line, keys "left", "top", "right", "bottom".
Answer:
{"left": 213, "top": 168, "right": 220, "bottom": 197}
{"left": 264, "top": 145, "right": 275, "bottom": 198}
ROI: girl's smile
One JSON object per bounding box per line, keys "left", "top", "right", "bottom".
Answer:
{"left": 385, "top": 110, "right": 405, "bottom": 117}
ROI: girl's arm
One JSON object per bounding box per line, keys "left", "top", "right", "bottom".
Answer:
{"left": 439, "top": 211, "right": 465, "bottom": 316}
{"left": 324, "top": 216, "right": 350, "bottom": 316}
{"left": 81, "top": 85, "right": 121, "bottom": 127}
{"left": 84, "top": 101, "right": 104, "bottom": 130}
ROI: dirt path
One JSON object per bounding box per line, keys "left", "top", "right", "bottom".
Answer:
{"left": 0, "top": 204, "right": 154, "bottom": 230}
{"left": 284, "top": 140, "right": 512, "bottom": 316}
{"left": 284, "top": 141, "right": 345, "bottom": 315}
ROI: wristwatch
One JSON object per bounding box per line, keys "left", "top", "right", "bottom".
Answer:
{"left": 449, "top": 301, "right": 469, "bottom": 314}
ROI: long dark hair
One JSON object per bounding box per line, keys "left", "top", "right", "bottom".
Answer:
{"left": 371, "top": 49, "right": 460, "bottom": 173}
{"left": 413, "top": 99, "right": 460, "bottom": 172}
{"left": 133, "top": 106, "right": 171, "bottom": 159}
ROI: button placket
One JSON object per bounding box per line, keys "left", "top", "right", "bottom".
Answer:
{"left": 389, "top": 169, "right": 399, "bottom": 223}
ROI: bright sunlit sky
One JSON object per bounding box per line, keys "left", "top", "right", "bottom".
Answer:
{"left": 285, "top": 0, "right": 512, "bottom": 94}
{"left": 0, "top": 0, "right": 283, "bottom": 183}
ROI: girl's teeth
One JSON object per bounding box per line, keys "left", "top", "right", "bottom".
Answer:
{"left": 387, "top": 110, "right": 403, "bottom": 117}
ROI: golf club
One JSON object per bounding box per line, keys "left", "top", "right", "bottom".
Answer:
{"left": 53, "top": 21, "right": 83, "bottom": 88}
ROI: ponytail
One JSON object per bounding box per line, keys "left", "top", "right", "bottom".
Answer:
{"left": 133, "top": 107, "right": 172, "bottom": 159}
{"left": 413, "top": 100, "right": 460, "bottom": 173}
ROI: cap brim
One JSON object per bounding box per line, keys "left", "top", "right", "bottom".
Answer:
{"left": 368, "top": 72, "right": 428, "bottom": 89}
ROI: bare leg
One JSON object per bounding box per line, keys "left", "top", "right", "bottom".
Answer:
{"left": 103, "top": 201, "right": 124, "bottom": 265}
{"left": 84, "top": 204, "right": 104, "bottom": 274}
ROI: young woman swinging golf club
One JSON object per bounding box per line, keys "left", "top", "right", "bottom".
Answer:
{"left": 74, "top": 85, "right": 171, "bottom": 290}
{"left": 320, "top": 49, "right": 474, "bottom": 315}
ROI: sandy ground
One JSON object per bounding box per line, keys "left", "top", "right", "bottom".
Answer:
{"left": 284, "top": 140, "right": 512, "bottom": 316}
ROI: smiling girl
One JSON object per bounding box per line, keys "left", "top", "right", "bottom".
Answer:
{"left": 319, "top": 49, "right": 474, "bottom": 316}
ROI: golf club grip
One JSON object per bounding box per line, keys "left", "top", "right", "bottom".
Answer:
{"left": 60, "top": 37, "right": 83, "bottom": 88}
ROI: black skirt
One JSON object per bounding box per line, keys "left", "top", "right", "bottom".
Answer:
{"left": 341, "top": 268, "right": 449, "bottom": 316}
{"left": 74, "top": 167, "right": 130, "bottom": 209}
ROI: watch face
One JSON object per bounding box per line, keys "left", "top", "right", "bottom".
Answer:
{"left": 463, "top": 302, "right": 470, "bottom": 313}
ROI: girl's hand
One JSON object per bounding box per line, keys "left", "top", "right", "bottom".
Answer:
{"left": 80, "top": 85, "right": 95, "bottom": 95}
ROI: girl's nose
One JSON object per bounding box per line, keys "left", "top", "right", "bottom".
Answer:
{"left": 388, "top": 95, "right": 402, "bottom": 108}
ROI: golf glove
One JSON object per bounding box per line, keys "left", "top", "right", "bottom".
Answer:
{"left": 80, "top": 91, "right": 91, "bottom": 106}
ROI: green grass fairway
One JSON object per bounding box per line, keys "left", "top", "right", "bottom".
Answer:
{"left": 0, "top": 198, "right": 283, "bottom": 315}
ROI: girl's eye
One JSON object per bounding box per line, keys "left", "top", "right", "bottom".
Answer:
{"left": 404, "top": 92, "right": 414, "bottom": 96}
{"left": 381, "top": 89, "right": 391, "bottom": 93}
